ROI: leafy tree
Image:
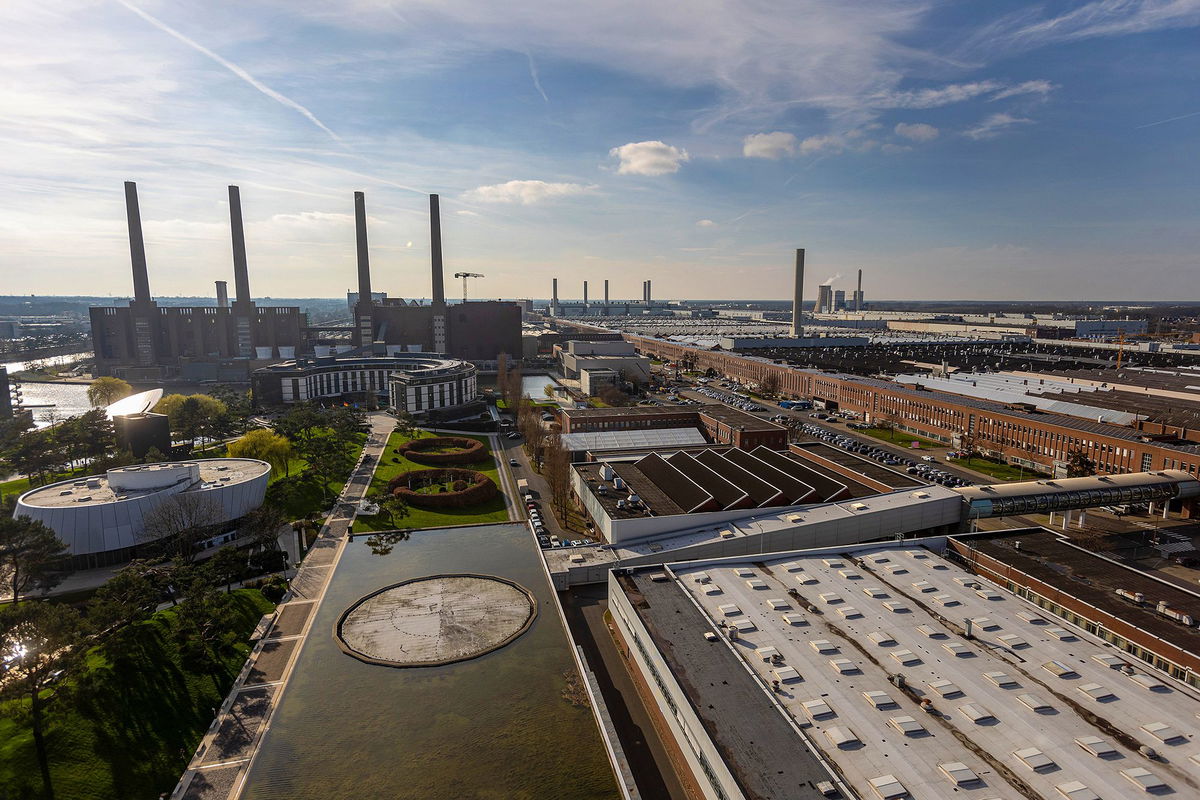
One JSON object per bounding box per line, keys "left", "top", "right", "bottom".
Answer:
{"left": 227, "top": 429, "right": 292, "bottom": 476}
{"left": 0, "top": 516, "right": 69, "bottom": 603}
{"left": 393, "top": 411, "right": 417, "bottom": 440}
{"left": 0, "top": 600, "right": 86, "bottom": 800}
{"left": 88, "top": 559, "right": 167, "bottom": 634}
{"left": 271, "top": 403, "right": 326, "bottom": 452}
{"left": 1066, "top": 448, "right": 1098, "bottom": 478}
{"left": 154, "top": 393, "right": 228, "bottom": 446}
{"left": 86, "top": 376, "right": 132, "bottom": 408}
{"left": 368, "top": 492, "right": 410, "bottom": 529}
{"left": 142, "top": 446, "right": 168, "bottom": 464}
{"left": 138, "top": 492, "right": 222, "bottom": 564}
{"left": 171, "top": 571, "right": 236, "bottom": 683}
{"left": 205, "top": 546, "right": 247, "bottom": 594}
{"left": 298, "top": 434, "right": 354, "bottom": 503}
{"left": 325, "top": 405, "right": 367, "bottom": 447}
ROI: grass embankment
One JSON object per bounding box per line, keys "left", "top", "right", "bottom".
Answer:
{"left": 0, "top": 589, "right": 274, "bottom": 800}
{"left": 857, "top": 427, "right": 944, "bottom": 450}
{"left": 948, "top": 456, "right": 1049, "bottom": 482}
{"left": 0, "top": 475, "right": 30, "bottom": 500}
{"left": 351, "top": 430, "right": 509, "bottom": 533}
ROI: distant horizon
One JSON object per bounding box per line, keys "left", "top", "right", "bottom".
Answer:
{"left": 0, "top": 293, "right": 1190, "bottom": 308}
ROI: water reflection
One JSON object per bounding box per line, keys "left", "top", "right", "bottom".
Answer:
{"left": 241, "top": 523, "right": 618, "bottom": 800}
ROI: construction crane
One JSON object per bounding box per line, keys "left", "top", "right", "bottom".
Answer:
{"left": 454, "top": 272, "right": 484, "bottom": 302}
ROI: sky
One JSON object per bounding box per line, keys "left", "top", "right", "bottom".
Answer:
{"left": 1, "top": 0, "right": 1198, "bottom": 302}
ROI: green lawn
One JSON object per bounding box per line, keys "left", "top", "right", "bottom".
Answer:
{"left": 352, "top": 430, "right": 510, "bottom": 532}
{"left": 0, "top": 589, "right": 274, "bottom": 800}
{"left": 0, "top": 475, "right": 30, "bottom": 500}
{"left": 949, "top": 456, "right": 1050, "bottom": 482}
{"left": 857, "top": 426, "right": 945, "bottom": 450}
{"left": 260, "top": 431, "right": 366, "bottom": 521}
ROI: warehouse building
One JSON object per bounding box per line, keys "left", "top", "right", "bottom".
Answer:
{"left": 625, "top": 333, "right": 1200, "bottom": 480}
{"left": 15, "top": 459, "right": 270, "bottom": 569}
{"left": 610, "top": 534, "right": 1200, "bottom": 800}
{"left": 558, "top": 405, "right": 789, "bottom": 451}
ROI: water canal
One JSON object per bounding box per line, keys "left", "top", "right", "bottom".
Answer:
{"left": 240, "top": 522, "right": 618, "bottom": 800}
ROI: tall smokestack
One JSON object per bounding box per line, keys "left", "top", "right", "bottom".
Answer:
{"left": 642, "top": 281, "right": 647, "bottom": 303}
{"left": 855, "top": 268, "right": 862, "bottom": 312}
{"left": 791, "top": 248, "right": 805, "bottom": 338}
{"left": 583, "top": 280, "right": 588, "bottom": 306}
{"left": 228, "top": 186, "right": 251, "bottom": 304}
{"left": 215, "top": 281, "right": 229, "bottom": 308}
{"left": 430, "top": 194, "right": 445, "bottom": 307}
{"left": 125, "top": 181, "right": 151, "bottom": 304}
{"left": 604, "top": 279, "right": 609, "bottom": 304}
{"left": 552, "top": 277, "right": 558, "bottom": 310}
{"left": 354, "top": 191, "right": 371, "bottom": 301}
{"left": 646, "top": 279, "right": 652, "bottom": 304}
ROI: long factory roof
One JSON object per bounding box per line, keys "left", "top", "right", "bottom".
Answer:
{"left": 620, "top": 538, "right": 1200, "bottom": 800}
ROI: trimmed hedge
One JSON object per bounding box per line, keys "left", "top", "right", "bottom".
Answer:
{"left": 396, "top": 436, "right": 486, "bottom": 465}
{"left": 388, "top": 468, "right": 498, "bottom": 509}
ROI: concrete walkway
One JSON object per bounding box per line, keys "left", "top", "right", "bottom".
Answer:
{"left": 171, "top": 412, "right": 397, "bottom": 800}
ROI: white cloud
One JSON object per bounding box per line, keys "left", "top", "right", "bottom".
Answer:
{"left": 894, "top": 122, "right": 939, "bottom": 141}
{"left": 962, "top": 0, "right": 1200, "bottom": 58}
{"left": 455, "top": 209, "right": 480, "bottom": 216}
{"left": 990, "top": 79, "right": 1056, "bottom": 101}
{"left": 462, "top": 179, "right": 597, "bottom": 204}
{"left": 609, "top": 141, "right": 689, "bottom": 175}
{"left": 799, "top": 134, "right": 845, "bottom": 155}
{"left": 696, "top": 219, "right": 716, "bottom": 227}
{"left": 874, "top": 80, "right": 1003, "bottom": 109}
{"left": 743, "top": 131, "right": 796, "bottom": 159}
{"left": 881, "top": 143, "right": 912, "bottom": 154}
{"left": 964, "top": 112, "right": 1033, "bottom": 140}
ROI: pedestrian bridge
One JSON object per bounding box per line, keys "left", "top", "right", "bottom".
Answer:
{"left": 955, "top": 469, "right": 1200, "bottom": 519}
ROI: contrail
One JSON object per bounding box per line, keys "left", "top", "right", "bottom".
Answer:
{"left": 115, "top": 0, "right": 343, "bottom": 145}
{"left": 525, "top": 51, "right": 549, "bottom": 103}
{"left": 1135, "top": 110, "right": 1200, "bottom": 129}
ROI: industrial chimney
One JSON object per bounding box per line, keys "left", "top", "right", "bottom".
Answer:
{"left": 646, "top": 279, "right": 652, "bottom": 304}
{"left": 552, "top": 278, "right": 559, "bottom": 314}
{"left": 583, "top": 280, "right": 589, "bottom": 307}
{"left": 604, "top": 279, "right": 609, "bottom": 305}
{"left": 855, "top": 268, "right": 863, "bottom": 312}
{"left": 215, "top": 281, "right": 229, "bottom": 308}
{"left": 791, "top": 248, "right": 805, "bottom": 338}
{"left": 125, "top": 181, "right": 152, "bottom": 305}
{"left": 353, "top": 192, "right": 374, "bottom": 347}
{"left": 228, "top": 186, "right": 252, "bottom": 304}
{"left": 354, "top": 192, "right": 371, "bottom": 302}
{"left": 430, "top": 194, "right": 446, "bottom": 308}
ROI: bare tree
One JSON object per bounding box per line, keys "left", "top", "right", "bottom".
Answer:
{"left": 139, "top": 492, "right": 223, "bottom": 563}
{"left": 760, "top": 371, "right": 781, "bottom": 398}
{"left": 542, "top": 434, "right": 573, "bottom": 522}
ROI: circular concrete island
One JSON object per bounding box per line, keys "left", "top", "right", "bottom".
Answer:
{"left": 335, "top": 574, "right": 537, "bottom": 668}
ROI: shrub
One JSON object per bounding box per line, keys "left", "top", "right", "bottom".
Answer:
{"left": 452, "top": 479, "right": 468, "bottom": 491}
{"left": 397, "top": 436, "right": 486, "bottom": 465}
{"left": 386, "top": 468, "right": 498, "bottom": 508}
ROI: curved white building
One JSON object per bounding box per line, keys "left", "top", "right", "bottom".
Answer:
{"left": 15, "top": 458, "right": 270, "bottom": 569}
{"left": 252, "top": 353, "right": 479, "bottom": 417}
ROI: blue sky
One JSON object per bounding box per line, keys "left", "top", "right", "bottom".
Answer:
{"left": 1, "top": 0, "right": 1197, "bottom": 301}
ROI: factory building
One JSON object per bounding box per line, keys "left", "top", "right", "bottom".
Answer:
{"left": 626, "top": 333, "right": 1200, "bottom": 481}
{"left": 90, "top": 183, "right": 521, "bottom": 381}
{"left": 349, "top": 193, "right": 521, "bottom": 360}
{"left": 14, "top": 458, "right": 270, "bottom": 570}
{"left": 90, "top": 183, "right": 306, "bottom": 381}
{"left": 557, "top": 405, "right": 789, "bottom": 451}
{"left": 610, "top": 530, "right": 1200, "bottom": 800}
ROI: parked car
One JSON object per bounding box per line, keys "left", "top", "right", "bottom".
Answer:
{"left": 508, "top": 458, "right": 519, "bottom": 467}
